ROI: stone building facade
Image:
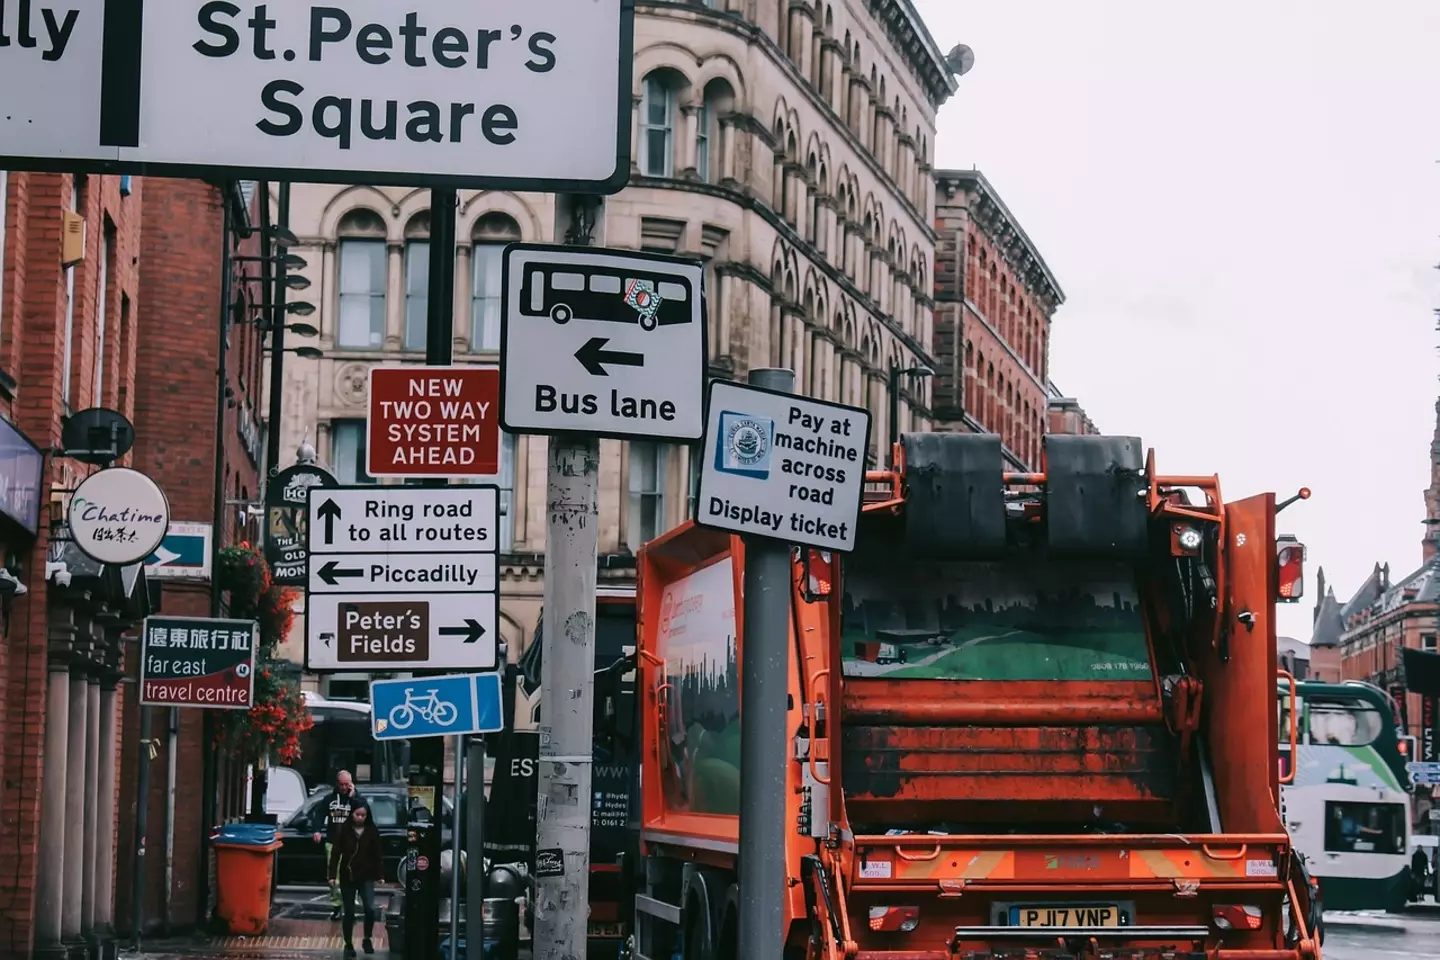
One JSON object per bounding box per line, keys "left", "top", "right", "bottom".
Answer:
{"left": 268, "top": 0, "right": 963, "bottom": 681}
{"left": 0, "top": 170, "right": 265, "bottom": 956}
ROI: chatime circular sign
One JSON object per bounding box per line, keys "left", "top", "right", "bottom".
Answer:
{"left": 68, "top": 468, "right": 171, "bottom": 566}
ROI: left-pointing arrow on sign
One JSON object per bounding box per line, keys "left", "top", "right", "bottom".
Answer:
{"left": 439, "top": 619, "right": 487, "bottom": 644}
{"left": 575, "top": 336, "right": 644, "bottom": 377}
{"left": 317, "top": 560, "right": 364, "bottom": 586}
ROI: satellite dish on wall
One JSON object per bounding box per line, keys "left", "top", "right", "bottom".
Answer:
{"left": 61, "top": 407, "right": 136, "bottom": 466}
{"left": 945, "top": 44, "right": 976, "bottom": 77}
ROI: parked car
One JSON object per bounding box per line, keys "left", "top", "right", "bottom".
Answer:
{"left": 274, "top": 784, "right": 452, "bottom": 886}
{"left": 262, "top": 766, "right": 308, "bottom": 824}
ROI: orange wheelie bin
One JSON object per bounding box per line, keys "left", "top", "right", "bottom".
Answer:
{"left": 211, "top": 823, "right": 284, "bottom": 936}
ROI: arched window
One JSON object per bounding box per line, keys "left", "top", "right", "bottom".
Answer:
{"left": 402, "top": 211, "right": 430, "bottom": 351}
{"left": 336, "top": 208, "right": 387, "bottom": 349}
{"left": 471, "top": 213, "right": 522, "bottom": 351}
{"left": 698, "top": 79, "right": 735, "bottom": 183}
{"left": 640, "top": 71, "right": 682, "bottom": 177}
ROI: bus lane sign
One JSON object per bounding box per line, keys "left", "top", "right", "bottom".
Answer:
{"left": 694, "top": 380, "right": 871, "bottom": 553}
{"left": 498, "top": 244, "right": 707, "bottom": 443}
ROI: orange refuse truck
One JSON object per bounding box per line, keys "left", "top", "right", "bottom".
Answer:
{"left": 624, "top": 432, "right": 1322, "bottom": 960}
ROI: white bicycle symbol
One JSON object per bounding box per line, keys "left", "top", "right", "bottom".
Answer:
{"left": 387, "top": 687, "right": 459, "bottom": 730}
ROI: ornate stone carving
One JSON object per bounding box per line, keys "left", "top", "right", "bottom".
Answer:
{"left": 336, "top": 363, "right": 369, "bottom": 406}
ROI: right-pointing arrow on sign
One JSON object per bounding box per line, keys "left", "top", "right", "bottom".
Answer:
{"left": 439, "top": 619, "right": 487, "bottom": 644}
{"left": 317, "top": 560, "right": 363, "bottom": 586}
{"left": 575, "top": 337, "right": 644, "bottom": 377}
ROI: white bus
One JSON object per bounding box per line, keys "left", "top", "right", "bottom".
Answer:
{"left": 1279, "top": 679, "right": 1413, "bottom": 912}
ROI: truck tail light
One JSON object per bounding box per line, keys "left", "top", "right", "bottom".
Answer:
{"left": 1276, "top": 536, "right": 1306, "bottom": 602}
{"left": 1212, "top": 904, "right": 1263, "bottom": 930}
{"left": 868, "top": 905, "right": 919, "bottom": 932}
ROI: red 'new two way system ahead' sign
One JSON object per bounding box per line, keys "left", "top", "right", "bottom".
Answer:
{"left": 367, "top": 366, "right": 501, "bottom": 478}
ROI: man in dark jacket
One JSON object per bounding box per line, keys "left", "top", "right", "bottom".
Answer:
{"left": 310, "top": 770, "right": 368, "bottom": 920}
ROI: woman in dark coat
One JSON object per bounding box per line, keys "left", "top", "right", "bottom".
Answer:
{"left": 327, "top": 804, "right": 385, "bottom": 957}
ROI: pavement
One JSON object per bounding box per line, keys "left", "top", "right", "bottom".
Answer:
{"left": 117, "top": 886, "right": 403, "bottom": 959}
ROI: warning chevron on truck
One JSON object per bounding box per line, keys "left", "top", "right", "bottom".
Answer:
{"left": 694, "top": 379, "right": 871, "bottom": 553}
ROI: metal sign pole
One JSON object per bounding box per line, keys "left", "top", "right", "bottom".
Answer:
{"left": 738, "top": 366, "right": 796, "bottom": 959}
{"left": 531, "top": 195, "right": 605, "bottom": 960}
{"left": 465, "top": 734, "right": 486, "bottom": 960}
{"left": 449, "top": 733, "right": 464, "bottom": 959}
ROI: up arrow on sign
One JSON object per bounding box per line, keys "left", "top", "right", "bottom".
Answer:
{"left": 316, "top": 499, "right": 342, "bottom": 545}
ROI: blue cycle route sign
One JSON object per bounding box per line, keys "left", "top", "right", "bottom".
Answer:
{"left": 370, "top": 672, "right": 504, "bottom": 741}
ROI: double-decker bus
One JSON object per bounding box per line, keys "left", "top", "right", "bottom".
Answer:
{"left": 1279, "top": 679, "right": 1412, "bottom": 911}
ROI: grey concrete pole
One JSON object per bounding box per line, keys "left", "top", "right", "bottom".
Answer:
{"left": 738, "top": 366, "right": 796, "bottom": 960}
{"left": 62, "top": 670, "right": 89, "bottom": 940}
{"left": 532, "top": 193, "right": 605, "bottom": 960}
{"left": 81, "top": 679, "right": 100, "bottom": 937}
{"left": 95, "top": 682, "right": 119, "bottom": 938}
{"left": 35, "top": 665, "right": 70, "bottom": 948}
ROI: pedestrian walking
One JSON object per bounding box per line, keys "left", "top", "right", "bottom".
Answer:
{"left": 310, "top": 770, "right": 369, "bottom": 920}
{"left": 328, "top": 804, "right": 385, "bottom": 958}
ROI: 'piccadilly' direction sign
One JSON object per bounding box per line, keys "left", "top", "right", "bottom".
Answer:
{"left": 498, "top": 244, "right": 707, "bottom": 442}
{"left": 694, "top": 380, "right": 871, "bottom": 553}
{"left": 0, "top": 0, "right": 635, "bottom": 194}
{"left": 367, "top": 366, "right": 500, "bottom": 478}
{"left": 304, "top": 485, "right": 499, "bottom": 671}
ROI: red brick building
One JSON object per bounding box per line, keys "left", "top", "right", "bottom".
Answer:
{"left": 932, "top": 169, "right": 1090, "bottom": 468}
{"left": 0, "top": 170, "right": 264, "bottom": 957}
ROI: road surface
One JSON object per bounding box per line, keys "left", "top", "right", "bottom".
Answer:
{"left": 1322, "top": 911, "right": 1440, "bottom": 960}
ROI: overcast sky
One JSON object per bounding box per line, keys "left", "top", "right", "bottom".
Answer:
{"left": 912, "top": 0, "right": 1440, "bottom": 641}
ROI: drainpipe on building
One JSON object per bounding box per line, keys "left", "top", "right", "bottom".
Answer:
{"left": 198, "top": 182, "right": 238, "bottom": 922}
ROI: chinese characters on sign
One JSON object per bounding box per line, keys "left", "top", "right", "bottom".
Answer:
{"left": 140, "top": 615, "right": 257, "bottom": 709}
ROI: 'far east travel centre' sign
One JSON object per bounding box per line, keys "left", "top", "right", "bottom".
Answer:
{"left": 368, "top": 366, "right": 500, "bottom": 479}
{"left": 140, "top": 615, "right": 258, "bottom": 709}
{"left": 305, "top": 485, "right": 500, "bottom": 671}
{"left": 67, "top": 467, "right": 172, "bottom": 566}
{"left": 0, "top": 0, "right": 634, "bottom": 194}
{"left": 695, "top": 380, "right": 871, "bottom": 553}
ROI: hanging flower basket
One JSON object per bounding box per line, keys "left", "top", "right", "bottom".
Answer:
{"left": 213, "top": 543, "right": 313, "bottom": 764}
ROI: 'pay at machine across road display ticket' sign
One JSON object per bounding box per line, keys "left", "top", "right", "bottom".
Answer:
{"left": 694, "top": 380, "right": 872, "bottom": 553}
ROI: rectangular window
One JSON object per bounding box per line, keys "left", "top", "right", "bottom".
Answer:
{"left": 94, "top": 225, "right": 112, "bottom": 405}
{"left": 471, "top": 243, "right": 505, "bottom": 351}
{"left": 331, "top": 420, "right": 374, "bottom": 484}
{"left": 62, "top": 179, "right": 81, "bottom": 406}
{"left": 1322, "top": 800, "right": 1406, "bottom": 856}
{"left": 403, "top": 239, "right": 429, "bottom": 351}
{"left": 465, "top": 432, "right": 517, "bottom": 551}
{"left": 696, "top": 100, "right": 711, "bottom": 181}
{"left": 627, "top": 441, "right": 667, "bottom": 549}
{"left": 641, "top": 78, "right": 674, "bottom": 178}
{"left": 687, "top": 444, "right": 701, "bottom": 519}
{"left": 337, "top": 239, "right": 387, "bottom": 348}
{"left": 1424, "top": 634, "right": 1436, "bottom": 652}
